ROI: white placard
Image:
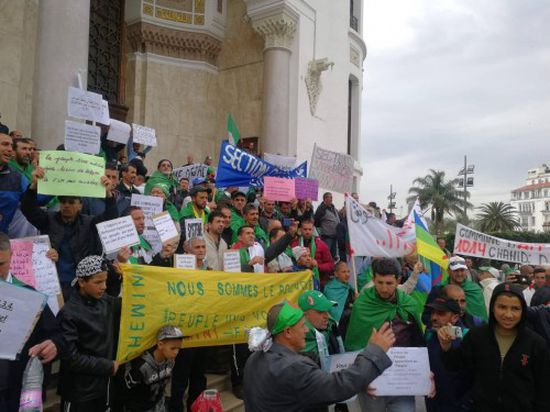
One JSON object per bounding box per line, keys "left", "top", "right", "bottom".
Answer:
{"left": 324, "top": 351, "right": 361, "bottom": 373}
{"left": 64, "top": 120, "right": 101, "bottom": 155}
{"left": 309, "top": 143, "right": 354, "bottom": 194}
{"left": 96, "top": 216, "right": 140, "bottom": 255}
{"left": 143, "top": 226, "right": 163, "bottom": 255}
{"left": 174, "top": 254, "right": 197, "bottom": 269}
{"left": 185, "top": 218, "right": 204, "bottom": 240}
{"left": 67, "top": 86, "right": 103, "bottom": 122}
{"left": 223, "top": 251, "right": 241, "bottom": 272}
{"left": 99, "top": 100, "right": 111, "bottom": 125}
{"left": 0, "top": 281, "right": 47, "bottom": 360}
{"left": 131, "top": 194, "right": 164, "bottom": 220}
{"left": 152, "top": 211, "right": 179, "bottom": 243}
{"left": 173, "top": 164, "right": 210, "bottom": 186}
{"left": 370, "top": 347, "right": 431, "bottom": 396}
{"left": 132, "top": 123, "right": 157, "bottom": 147}
{"left": 107, "top": 119, "right": 131, "bottom": 144}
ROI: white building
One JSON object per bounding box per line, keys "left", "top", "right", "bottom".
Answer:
{"left": 0, "top": 0, "right": 365, "bottom": 193}
{"left": 511, "top": 164, "right": 550, "bottom": 232}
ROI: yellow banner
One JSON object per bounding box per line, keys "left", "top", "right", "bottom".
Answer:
{"left": 116, "top": 264, "right": 313, "bottom": 362}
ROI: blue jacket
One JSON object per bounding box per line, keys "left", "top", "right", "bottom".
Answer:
{"left": 0, "top": 164, "right": 27, "bottom": 233}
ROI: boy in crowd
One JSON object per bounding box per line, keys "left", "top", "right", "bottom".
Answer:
{"left": 120, "top": 326, "right": 185, "bottom": 412}
{"left": 58, "top": 255, "right": 121, "bottom": 412}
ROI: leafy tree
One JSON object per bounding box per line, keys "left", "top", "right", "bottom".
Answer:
{"left": 407, "top": 169, "right": 472, "bottom": 235}
{"left": 476, "top": 202, "right": 520, "bottom": 232}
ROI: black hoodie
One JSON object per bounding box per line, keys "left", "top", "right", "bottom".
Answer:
{"left": 441, "top": 283, "right": 550, "bottom": 412}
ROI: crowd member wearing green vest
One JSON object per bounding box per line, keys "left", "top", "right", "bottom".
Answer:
{"left": 298, "top": 290, "right": 345, "bottom": 370}
{"left": 423, "top": 256, "right": 487, "bottom": 327}
{"left": 8, "top": 137, "right": 33, "bottom": 181}
{"left": 121, "top": 206, "right": 153, "bottom": 264}
{"left": 345, "top": 257, "right": 424, "bottom": 412}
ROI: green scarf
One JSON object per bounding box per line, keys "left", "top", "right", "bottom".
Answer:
{"left": 8, "top": 159, "right": 33, "bottom": 182}
{"left": 239, "top": 247, "right": 250, "bottom": 267}
{"left": 357, "top": 265, "right": 373, "bottom": 292}
{"left": 324, "top": 278, "right": 352, "bottom": 321}
{"left": 345, "top": 287, "right": 423, "bottom": 351}
{"left": 302, "top": 318, "right": 338, "bottom": 357}
{"left": 272, "top": 302, "right": 304, "bottom": 335}
{"left": 128, "top": 236, "right": 152, "bottom": 264}
{"left": 299, "top": 237, "right": 319, "bottom": 281}
{"left": 442, "top": 278, "right": 487, "bottom": 321}
{"left": 144, "top": 170, "right": 178, "bottom": 196}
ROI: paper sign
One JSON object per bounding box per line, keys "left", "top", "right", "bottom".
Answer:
{"left": 143, "top": 226, "right": 163, "bottom": 255}
{"left": 370, "top": 347, "right": 431, "bottom": 396}
{"left": 295, "top": 177, "right": 319, "bottom": 201}
{"left": 107, "top": 119, "right": 131, "bottom": 144}
{"left": 38, "top": 151, "right": 106, "bottom": 198}
{"left": 263, "top": 152, "right": 297, "bottom": 171}
{"left": 309, "top": 143, "right": 354, "bottom": 193}
{"left": 64, "top": 120, "right": 101, "bottom": 155}
{"left": 132, "top": 123, "right": 157, "bottom": 147}
{"left": 99, "top": 100, "right": 111, "bottom": 125}
{"left": 67, "top": 86, "right": 103, "bottom": 122}
{"left": 96, "top": 216, "right": 140, "bottom": 255}
{"left": 174, "top": 254, "right": 197, "bottom": 269}
{"left": 9, "top": 241, "right": 35, "bottom": 287}
{"left": 326, "top": 351, "right": 361, "bottom": 373}
{"left": 173, "top": 164, "right": 210, "bottom": 186}
{"left": 0, "top": 281, "right": 47, "bottom": 360}
{"left": 152, "top": 211, "right": 179, "bottom": 243}
{"left": 263, "top": 176, "right": 295, "bottom": 201}
{"left": 185, "top": 218, "right": 204, "bottom": 240}
{"left": 223, "top": 251, "right": 241, "bottom": 272}
{"left": 131, "top": 194, "right": 164, "bottom": 220}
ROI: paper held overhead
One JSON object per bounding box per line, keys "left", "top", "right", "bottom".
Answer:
{"left": 67, "top": 86, "right": 103, "bottom": 122}
{"left": 107, "top": 119, "right": 131, "bottom": 144}
{"left": 132, "top": 123, "right": 157, "bottom": 147}
{"left": 64, "top": 120, "right": 101, "bottom": 155}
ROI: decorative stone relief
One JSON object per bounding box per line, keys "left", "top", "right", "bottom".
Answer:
{"left": 250, "top": 12, "right": 297, "bottom": 50}
{"left": 305, "top": 58, "right": 334, "bottom": 116}
{"left": 127, "top": 21, "right": 222, "bottom": 65}
{"left": 350, "top": 46, "right": 360, "bottom": 67}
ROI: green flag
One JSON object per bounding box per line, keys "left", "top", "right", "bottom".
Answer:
{"left": 227, "top": 113, "right": 240, "bottom": 146}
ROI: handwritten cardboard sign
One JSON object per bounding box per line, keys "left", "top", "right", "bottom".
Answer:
{"left": 185, "top": 218, "right": 204, "bottom": 240}
{"left": 152, "top": 211, "right": 179, "bottom": 243}
{"left": 67, "top": 86, "right": 103, "bottom": 122}
{"left": 64, "top": 120, "right": 101, "bottom": 155}
{"left": 9, "top": 241, "right": 35, "bottom": 287}
{"left": 173, "top": 164, "right": 210, "bottom": 186}
{"left": 107, "top": 119, "right": 131, "bottom": 144}
{"left": 263, "top": 176, "right": 295, "bottom": 201}
{"left": 294, "top": 177, "right": 319, "bottom": 201}
{"left": 223, "top": 251, "right": 241, "bottom": 272}
{"left": 174, "top": 254, "right": 197, "bottom": 269}
{"left": 96, "top": 216, "right": 140, "bottom": 255}
{"left": 309, "top": 143, "right": 354, "bottom": 194}
{"left": 0, "top": 281, "right": 47, "bottom": 360}
{"left": 38, "top": 151, "right": 106, "bottom": 198}
{"left": 132, "top": 123, "right": 157, "bottom": 147}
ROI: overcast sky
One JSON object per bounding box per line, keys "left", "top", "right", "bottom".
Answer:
{"left": 360, "top": 0, "right": 550, "bottom": 217}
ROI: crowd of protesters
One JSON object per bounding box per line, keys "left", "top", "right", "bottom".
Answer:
{"left": 2, "top": 125, "right": 550, "bottom": 412}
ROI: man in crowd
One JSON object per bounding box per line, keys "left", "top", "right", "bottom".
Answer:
{"left": 244, "top": 302, "right": 395, "bottom": 411}
{"left": 478, "top": 265, "right": 500, "bottom": 312}
{"left": 424, "top": 296, "right": 472, "bottom": 412}
{"left": 346, "top": 257, "right": 424, "bottom": 411}
{"left": 21, "top": 167, "right": 117, "bottom": 298}
{"left": 235, "top": 203, "right": 269, "bottom": 247}
{"left": 179, "top": 185, "right": 210, "bottom": 245}
{"left": 121, "top": 206, "right": 154, "bottom": 265}
{"left": 0, "top": 232, "right": 65, "bottom": 411}
{"left": 259, "top": 199, "right": 281, "bottom": 232}
{"left": 314, "top": 192, "right": 340, "bottom": 259}
{"left": 464, "top": 257, "right": 479, "bottom": 283}
{"left": 204, "top": 210, "right": 228, "bottom": 271}
{"left": 228, "top": 191, "right": 248, "bottom": 240}
{"left": 443, "top": 284, "right": 485, "bottom": 330}
{"left": 218, "top": 205, "right": 234, "bottom": 246}
{"left": 439, "top": 282, "right": 550, "bottom": 410}
{"left": 524, "top": 266, "right": 547, "bottom": 306}
{"left": 424, "top": 256, "right": 487, "bottom": 326}
{"left": 324, "top": 261, "right": 355, "bottom": 324}
{"left": 8, "top": 137, "right": 33, "bottom": 181}
{"left": 291, "top": 218, "right": 334, "bottom": 289}
{"left": 116, "top": 163, "right": 140, "bottom": 214}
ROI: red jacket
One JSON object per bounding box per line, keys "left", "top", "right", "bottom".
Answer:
{"left": 290, "top": 236, "right": 334, "bottom": 277}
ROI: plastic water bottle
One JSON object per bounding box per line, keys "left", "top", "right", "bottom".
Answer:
{"left": 19, "top": 356, "right": 43, "bottom": 412}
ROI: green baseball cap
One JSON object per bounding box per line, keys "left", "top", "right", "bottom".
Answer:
{"left": 298, "top": 291, "right": 337, "bottom": 312}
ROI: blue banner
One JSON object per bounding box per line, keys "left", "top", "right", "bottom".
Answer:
{"left": 216, "top": 141, "right": 307, "bottom": 188}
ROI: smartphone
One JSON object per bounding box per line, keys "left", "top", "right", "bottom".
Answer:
{"left": 449, "top": 326, "right": 463, "bottom": 339}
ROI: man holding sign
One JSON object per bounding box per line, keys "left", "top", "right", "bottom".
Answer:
{"left": 21, "top": 166, "right": 117, "bottom": 298}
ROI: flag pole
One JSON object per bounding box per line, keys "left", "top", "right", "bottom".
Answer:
{"left": 344, "top": 193, "right": 359, "bottom": 292}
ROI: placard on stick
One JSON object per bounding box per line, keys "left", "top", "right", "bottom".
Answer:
{"left": 96, "top": 216, "right": 140, "bottom": 255}
{"left": 152, "top": 211, "right": 179, "bottom": 243}
{"left": 174, "top": 254, "right": 197, "bottom": 269}
{"left": 64, "top": 120, "right": 101, "bottom": 155}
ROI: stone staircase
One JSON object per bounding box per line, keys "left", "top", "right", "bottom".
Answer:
{"left": 44, "top": 373, "right": 244, "bottom": 412}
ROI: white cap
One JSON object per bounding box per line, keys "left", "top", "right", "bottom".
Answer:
{"left": 449, "top": 256, "right": 468, "bottom": 271}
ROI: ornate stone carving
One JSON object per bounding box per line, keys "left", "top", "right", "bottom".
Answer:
{"left": 248, "top": 9, "right": 297, "bottom": 50}
{"left": 305, "top": 58, "right": 334, "bottom": 116}
{"left": 126, "top": 21, "right": 222, "bottom": 65}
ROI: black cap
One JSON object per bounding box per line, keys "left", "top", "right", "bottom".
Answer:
{"left": 231, "top": 191, "right": 247, "bottom": 200}
{"left": 426, "top": 296, "right": 461, "bottom": 314}
{"left": 189, "top": 185, "right": 211, "bottom": 196}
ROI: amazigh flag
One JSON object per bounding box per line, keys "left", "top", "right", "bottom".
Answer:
{"left": 227, "top": 113, "right": 240, "bottom": 146}
{"left": 414, "top": 211, "right": 448, "bottom": 286}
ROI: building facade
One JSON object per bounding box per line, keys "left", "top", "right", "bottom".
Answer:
{"left": 511, "top": 164, "right": 550, "bottom": 232}
{"left": 0, "top": 0, "right": 365, "bottom": 192}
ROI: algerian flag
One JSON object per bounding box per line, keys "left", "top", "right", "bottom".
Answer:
{"left": 227, "top": 113, "right": 240, "bottom": 146}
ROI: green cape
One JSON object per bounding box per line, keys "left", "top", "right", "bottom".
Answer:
{"left": 179, "top": 201, "right": 209, "bottom": 223}
{"left": 8, "top": 159, "right": 33, "bottom": 182}
{"left": 442, "top": 278, "right": 487, "bottom": 321}
{"left": 324, "top": 278, "right": 352, "bottom": 321}
{"left": 345, "top": 287, "right": 423, "bottom": 351}
{"left": 144, "top": 170, "right": 178, "bottom": 196}
{"left": 302, "top": 318, "right": 337, "bottom": 357}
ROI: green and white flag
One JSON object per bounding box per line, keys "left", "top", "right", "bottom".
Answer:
{"left": 227, "top": 113, "right": 240, "bottom": 146}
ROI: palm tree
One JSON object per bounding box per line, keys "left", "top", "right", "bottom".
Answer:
{"left": 476, "top": 202, "right": 520, "bottom": 232}
{"left": 407, "top": 169, "right": 472, "bottom": 235}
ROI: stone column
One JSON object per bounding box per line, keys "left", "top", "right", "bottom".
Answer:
{"left": 32, "top": 0, "right": 91, "bottom": 148}
{"left": 246, "top": 3, "right": 297, "bottom": 155}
